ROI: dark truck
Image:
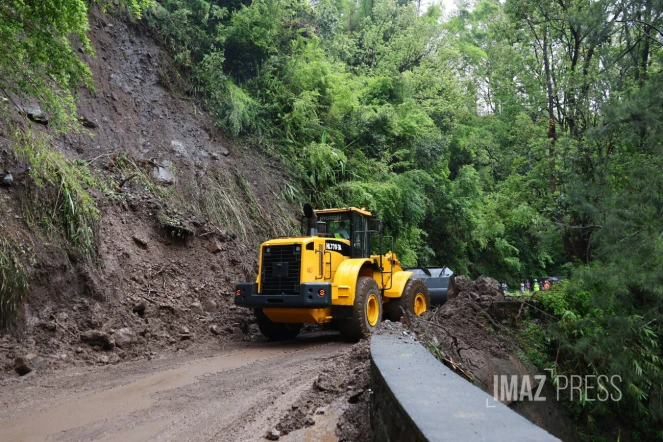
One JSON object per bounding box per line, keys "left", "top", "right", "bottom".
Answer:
{"left": 407, "top": 267, "right": 454, "bottom": 306}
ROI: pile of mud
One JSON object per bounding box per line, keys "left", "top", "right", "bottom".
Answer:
{"left": 409, "top": 275, "right": 514, "bottom": 390}
{"left": 273, "top": 340, "right": 371, "bottom": 442}
{"left": 407, "top": 275, "right": 577, "bottom": 441}
{"left": 0, "top": 168, "right": 268, "bottom": 380}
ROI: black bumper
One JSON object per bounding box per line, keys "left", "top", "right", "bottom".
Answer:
{"left": 234, "top": 282, "right": 333, "bottom": 308}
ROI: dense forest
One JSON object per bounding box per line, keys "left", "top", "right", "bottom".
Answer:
{"left": 1, "top": 0, "right": 662, "bottom": 439}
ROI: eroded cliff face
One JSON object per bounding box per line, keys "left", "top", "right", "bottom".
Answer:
{"left": 0, "top": 6, "right": 296, "bottom": 377}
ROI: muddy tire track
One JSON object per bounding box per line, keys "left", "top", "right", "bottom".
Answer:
{"left": 0, "top": 334, "right": 351, "bottom": 442}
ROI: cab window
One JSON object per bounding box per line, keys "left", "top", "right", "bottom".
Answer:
{"left": 351, "top": 212, "right": 369, "bottom": 257}
{"left": 317, "top": 213, "right": 351, "bottom": 239}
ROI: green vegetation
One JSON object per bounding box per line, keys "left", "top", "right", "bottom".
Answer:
{"left": 539, "top": 280, "right": 663, "bottom": 439}
{"left": 12, "top": 127, "right": 100, "bottom": 257}
{"left": 0, "top": 124, "right": 100, "bottom": 327}
{"left": 0, "top": 1, "right": 154, "bottom": 326}
{"left": 0, "top": 233, "right": 31, "bottom": 328}
{"left": 144, "top": 0, "right": 663, "bottom": 437}
{"left": 0, "top": 0, "right": 154, "bottom": 130}
{"left": 156, "top": 210, "right": 196, "bottom": 238}
{"left": 517, "top": 322, "right": 550, "bottom": 370}
{"left": 191, "top": 171, "right": 296, "bottom": 242}
{"left": 110, "top": 153, "right": 169, "bottom": 199}
{"left": 1, "top": 0, "right": 662, "bottom": 437}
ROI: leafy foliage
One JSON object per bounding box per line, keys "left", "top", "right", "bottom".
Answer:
{"left": 0, "top": 0, "right": 153, "bottom": 130}
{"left": 2, "top": 0, "right": 662, "bottom": 436}
{"left": 139, "top": 0, "right": 658, "bottom": 436}
{"left": 0, "top": 233, "right": 31, "bottom": 328}
{"left": 518, "top": 323, "right": 550, "bottom": 369}
{"left": 13, "top": 127, "right": 100, "bottom": 257}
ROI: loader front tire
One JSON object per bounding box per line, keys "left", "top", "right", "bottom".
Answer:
{"left": 387, "top": 278, "right": 430, "bottom": 322}
{"left": 254, "top": 309, "right": 302, "bottom": 340}
{"left": 338, "top": 277, "right": 382, "bottom": 342}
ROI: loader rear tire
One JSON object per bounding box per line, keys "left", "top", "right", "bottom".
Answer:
{"left": 338, "top": 277, "right": 382, "bottom": 342}
{"left": 254, "top": 309, "right": 302, "bottom": 340}
{"left": 387, "top": 278, "right": 430, "bottom": 322}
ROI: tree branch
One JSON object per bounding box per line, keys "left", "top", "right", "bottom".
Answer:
{"left": 552, "top": 222, "right": 603, "bottom": 229}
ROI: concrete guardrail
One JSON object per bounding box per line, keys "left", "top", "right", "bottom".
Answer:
{"left": 370, "top": 334, "right": 559, "bottom": 441}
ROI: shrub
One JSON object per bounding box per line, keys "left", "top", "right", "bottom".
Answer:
{"left": 0, "top": 234, "right": 30, "bottom": 327}
{"left": 12, "top": 127, "right": 99, "bottom": 257}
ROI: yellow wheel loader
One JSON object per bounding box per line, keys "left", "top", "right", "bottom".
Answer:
{"left": 234, "top": 204, "right": 430, "bottom": 341}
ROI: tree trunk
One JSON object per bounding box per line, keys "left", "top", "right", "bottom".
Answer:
{"left": 543, "top": 26, "right": 556, "bottom": 194}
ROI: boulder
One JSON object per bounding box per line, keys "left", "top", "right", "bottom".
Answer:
{"left": 2, "top": 172, "right": 13, "bottom": 186}
{"left": 202, "top": 299, "right": 217, "bottom": 313}
{"left": 152, "top": 163, "right": 174, "bottom": 185}
{"left": 190, "top": 301, "right": 204, "bottom": 315}
{"left": 475, "top": 276, "right": 502, "bottom": 297}
{"left": 132, "top": 235, "right": 148, "bottom": 248}
{"left": 14, "top": 354, "right": 36, "bottom": 376}
{"left": 113, "top": 327, "right": 137, "bottom": 349}
{"left": 454, "top": 275, "right": 475, "bottom": 292}
{"left": 178, "top": 325, "right": 193, "bottom": 341}
{"left": 265, "top": 429, "right": 281, "bottom": 440}
{"left": 80, "top": 330, "right": 115, "bottom": 349}
{"left": 207, "top": 240, "right": 223, "bottom": 254}
{"left": 171, "top": 140, "right": 187, "bottom": 156}
{"left": 78, "top": 115, "right": 98, "bottom": 128}
{"left": 17, "top": 104, "right": 48, "bottom": 125}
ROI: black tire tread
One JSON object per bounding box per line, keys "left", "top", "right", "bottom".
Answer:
{"left": 254, "top": 308, "right": 302, "bottom": 340}
{"left": 387, "top": 278, "right": 430, "bottom": 321}
{"left": 338, "top": 276, "right": 382, "bottom": 342}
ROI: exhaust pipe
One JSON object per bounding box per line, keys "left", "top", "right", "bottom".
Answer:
{"left": 303, "top": 203, "right": 318, "bottom": 236}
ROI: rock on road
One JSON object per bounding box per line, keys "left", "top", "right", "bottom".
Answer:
{"left": 0, "top": 334, "right": 352, "bottom": 441}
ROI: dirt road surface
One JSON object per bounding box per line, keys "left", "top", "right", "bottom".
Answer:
{"left": 0, "top": 334, "right": 353, "bottom": 442}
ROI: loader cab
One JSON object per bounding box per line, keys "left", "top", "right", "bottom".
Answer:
{"left": 301, "top": 207, "right": 374, "bottom": 258}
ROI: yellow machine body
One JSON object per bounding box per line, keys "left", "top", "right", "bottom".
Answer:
{"left": 240, "top": 207, "right": 415, "bottom": 324}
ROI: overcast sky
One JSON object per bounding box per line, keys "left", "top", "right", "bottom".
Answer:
{"left": 418, "top": 0, "right": 460, "bottom": 18}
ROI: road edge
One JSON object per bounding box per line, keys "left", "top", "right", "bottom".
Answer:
{"left": 369, "top": 333, "right": 559, "bottom": 441}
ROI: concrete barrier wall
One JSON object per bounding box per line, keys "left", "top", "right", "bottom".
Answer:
{"left": 370, "top": 334, "right": 559, "bottom": 442}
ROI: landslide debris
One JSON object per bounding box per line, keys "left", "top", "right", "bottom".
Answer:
{"left": 406, "top": 275, "right": 578, "bottom": 441}
{"left": 274, "top": 340, "right": 371, "bottom": 442}
{"left": 0, "top": 6, "right": 294, "bottom": 380}
{"left": 410, "top": 275, "right": 513, "bottom": 390}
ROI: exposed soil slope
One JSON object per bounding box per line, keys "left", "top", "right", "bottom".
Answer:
{"left": 1, "top": 7, "right": 294, "bottom": 379}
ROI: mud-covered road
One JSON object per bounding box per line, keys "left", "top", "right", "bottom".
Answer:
{"left": 0, "top": 334, "right": 355, "bottom": 442}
